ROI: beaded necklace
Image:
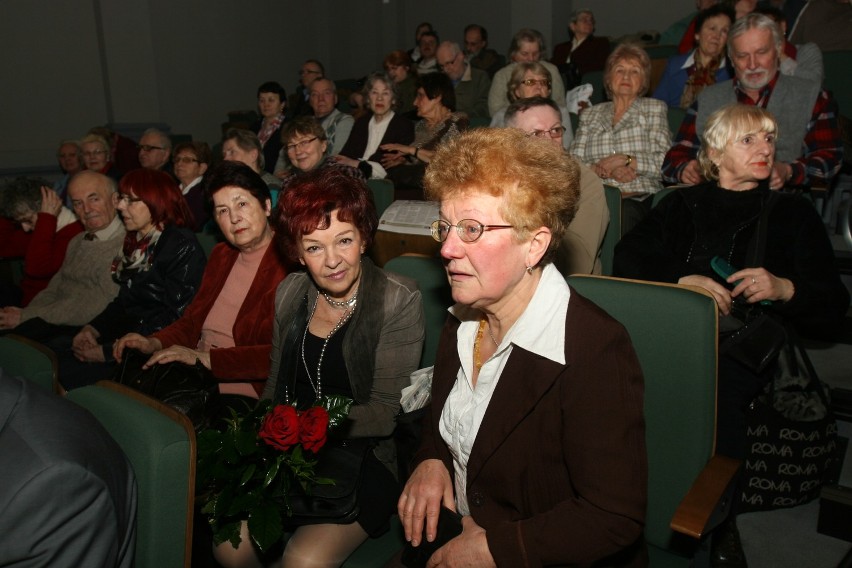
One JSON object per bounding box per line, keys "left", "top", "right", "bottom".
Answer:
{"left": 298, "top": 292, "right": 356, "bottom": 401}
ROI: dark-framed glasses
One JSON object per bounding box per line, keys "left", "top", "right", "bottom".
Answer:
{"left": 118, "top": 194, "right": 144, "bottom": 205}
{"left": 286, "top": 137, "right": 318, "bottom": 152}
{"left": 137, "top": 144, "right": 165, "bottom": 152}
{"left": 430, "top": 219, "right": 514, "bottom": 243}
{"left": 527, "top": 126, "right": 567, "bottom": 139}
{"left": 173, "top": 156, "right": 200, "bottom": 164}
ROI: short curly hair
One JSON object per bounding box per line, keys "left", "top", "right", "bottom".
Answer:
{"left": 423, "top": 128, "right": 579, "bottom": 266}
{"left": 603, "top": 43, "right": 652, "bottom": 98}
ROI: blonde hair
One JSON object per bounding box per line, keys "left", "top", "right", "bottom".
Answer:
{"left": 423, "top": 128, "right": 579, "bottom": 265}
{"left": 604, "top": 43, "right": 651, "bottom": 98}
{"left": 698, "top": 104, "right": 777, "bottom": 180}
{"left": 507, "top": 62, "right": 552, "bottom": 102}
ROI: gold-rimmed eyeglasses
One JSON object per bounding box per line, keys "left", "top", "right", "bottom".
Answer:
{"left": 430, "top": 219, "right": 514, "bottom": 243}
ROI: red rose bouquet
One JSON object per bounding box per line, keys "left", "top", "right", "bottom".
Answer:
{"left": 196, "top": 395, "right": 353, "bottom": 552}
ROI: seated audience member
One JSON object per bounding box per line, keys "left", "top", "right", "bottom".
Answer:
{"left": 334, "top": 72, "right": 415, "bottom": 180}
{"left": 89, "top": 126, "right": 142, "bottom": 176}
{"left": 384, "top": 50, "right": 418, "bottom": 116}
{"left": 173, "top": 141, "right": 212, "bottom": 230}
{"left": 400, "top": 128, "right": 646, "bottom": 567}
{"left": 678, "top": 0, "right": 756, "bottom": 53}
{"left": 0, "top": 171, "right": 125, "bottom": 336}
{"left": 436, "top": 41, "right": 491, "bottom": 119}
{"left": 213, "top": 167, "right": 424, "bottom": 568}
{"left": 550, "top": 9, "right": 611, "bottom": 85}
{"left": 348, "top": 90, "right": 369, "bottom": 120}
{"left": 251, "top": 81, "right": 288, "bottom": 175}
{"left": 662, "top": 13, "right": 842, "bottom": 188}
{"left": 570, "top": 44, "right": 671, "bottom": 234}
{"left": 756, "top": 5, "right": 824, "bottom": 84}
{"left": 54, "top": 169, "right": 205, "bottom": 389}
{"left": 80, "top": 133, "right": 121, "bottom": 181}
{"left": 659, "top": 0, "right": 720, "bottom": 47}
{"left": 464, "top": 24, "right": 506, "bottom": 79}
{"left": 137, "top": 128, "right": 173, "bottom": 173}
{"left": 489, "top": 62, "right": 574, "bottom": 149}
{"left": 408, "top": 22, "right": 434, "bottom": 63}
{"left": 380, "top": 73, "right": 470, "bottom": 199}
{"left": 0, "top": 370, "right": 136, "bottom": 568}
{"left": 506, "top": 97, "right": 608, "bottom": 275}
{"left": 653, "top": 4, "right": 735, "bottom": 109}
{"left": 309, "top": 77, "right": 355, "bottom": 155}
{"left": 52, "top": 140, "right": 83, "bottom": 204}
{"left": 290, "top": 60, "right": 324, "bottom": 118}
{"left": 114, "top": 162, "right": 288, "bottom": 398}
{"left": 0, "top": 179, "right": 83, "bottom": 306}
{"left": 488, "top": 28, "right": 567, "bottom": 116}
{"left": 789, "top": 0, "right": 852, "bottom": 52}
{"left": 278, "top": 117, "right": 365, "bottom": 192}
{"left": 614, "top": 105, "right": 848, "bottom": 563}
{"left": 222, "top": 128, "right": 282, "bottom": 204}
{"left": 416, "top": 31, "right": 440, "bottom": 75}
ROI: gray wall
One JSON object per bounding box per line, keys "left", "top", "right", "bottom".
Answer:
{"left": 0, "top": 0, "right": 688, "bottom": 173}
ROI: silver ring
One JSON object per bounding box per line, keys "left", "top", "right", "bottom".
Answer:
{"left": 751, "top": 277, "right": 756, "bottom": 284}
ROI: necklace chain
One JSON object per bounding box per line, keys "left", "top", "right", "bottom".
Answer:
{"left": 296, "top": 294, "right": 356, "bottom": 403}
{"left": 323, "top": 288, "right": 359, "bottom": 309}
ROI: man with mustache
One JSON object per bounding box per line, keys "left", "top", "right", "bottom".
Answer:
{"left": 0, "top": 171, "right": 125, "bottom": 337}
{"left": 662, "top": 13, "right": 842, "bottom": 190}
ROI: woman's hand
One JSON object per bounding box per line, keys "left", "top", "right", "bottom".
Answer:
{"left": 426, "top": 516, "right": 496, "bottom": 568}
{"left": 594, "top": 154, "right": 631, "bottom": 179}
{"left": 144, "top": 345, "right": 211, "bottom": 370}
{"left": 380, "top": 143, "right": 411, "bottom": 155}
{"left": 72, "top": 325, "right": 105, "bottom": 362}
{"left": 113, "top": 333, "right": 162, "bottom": 361}
{"left": 380, "top": 152, "right": 407, "bottom": 169}
{"left": 40, "top": 186, "right": 62, "bottom": 216}
{"left": 609, "top": 165, "right": 637, "bottom": 184}
{"left": 398, "top": 459, "right": 455, "bottom": 547}
{"left": 769, "top": 162, "right": 793, "bottom": 191}
{"left": 331, "top": 155, "right": 359, "bottom": 169}
{"left": 729, "top": 268, "right": 795, "bottom": 304}
{"left": 678, "top": 274, "right": 733, "bottom": 315}
{"left": 679, "top": 160, "right": 703, "bottom": 185}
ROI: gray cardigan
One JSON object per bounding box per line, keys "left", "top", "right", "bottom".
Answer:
{"left": 262, "top": 257, "right": 424, "bottom": 441}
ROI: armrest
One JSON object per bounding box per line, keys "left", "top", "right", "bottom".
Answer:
{"left": 670, "top": 455, "right": 741, "bottom": 539}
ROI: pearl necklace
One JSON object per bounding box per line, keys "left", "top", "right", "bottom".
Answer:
{"left": 323, "top": 288, "right": 359, "bottom": 309}
{"left": 300, "top": 294, "right": 356, "bottom": 400}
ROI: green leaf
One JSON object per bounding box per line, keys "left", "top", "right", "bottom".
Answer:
{"left": 239, "top": 463, "right": 256, "bottom": 487}
{"left": 319, "top": 395, "right": 354, "bottom": 429}
{"left": 248, "top": 501, "right": 284, "bottom": 553}
{"left": 263, "top": 453, "right": 285, "bottom": 489}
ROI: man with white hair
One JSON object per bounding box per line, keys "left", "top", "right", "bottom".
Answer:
{"left": 506, "top": 97, "right": 609, "bottom": 276}
{"left": 137, "top": 128, "right": 172, "bottom": 171}
{"left": 662, "top": 13, "right": 842, "bottom": 189}
{"left": 436, "top": 41, "right": 491, "bottom": 119}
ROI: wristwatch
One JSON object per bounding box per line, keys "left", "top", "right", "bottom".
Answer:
{"left": 624, "top": 154, "right": 633, "bottom": 167}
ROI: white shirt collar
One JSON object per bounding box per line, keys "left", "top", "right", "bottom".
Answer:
{"left": 681, "top": 50, "right": 727, "bottom": 70}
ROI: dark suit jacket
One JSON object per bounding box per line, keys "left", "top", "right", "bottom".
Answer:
{"left": 252, "top": 119, "right": 285, "bottom": 175}
{"left": 0, "top": 371, "right": 137, "bottom": 567}
{"left": 339, "top": 112, "right": 415, "bottom": 165}
{"left": 551, "top": 35, "right": 611, "bottom": 76}
{"left": 414, "top": 289, "right": 647, "bottom": 567}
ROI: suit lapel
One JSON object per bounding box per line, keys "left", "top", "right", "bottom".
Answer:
{"left": 466, "top": 347, "right": 565, "bottom": 484}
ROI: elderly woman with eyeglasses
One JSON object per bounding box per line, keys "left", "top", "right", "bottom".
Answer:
{"left": 489, "top": 62, "right": 573, "bottom": 148}
{"left": 80, "top": 133, "right": 122, "bottom": 181}
{"left": 399, "top": 128, "right": 646, "bottom": 566}
{"left": 278, "top": 116, "right": 365, "bottom": 192}
{"left": 569, "top": 43, "right": 671, "bottom": 234}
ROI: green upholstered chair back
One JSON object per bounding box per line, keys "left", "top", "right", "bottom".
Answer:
{"left": 667, "top": 107, "right": 686, "bottom": 137}
{"left": 66, "top": 381, "right": 195, "bottom": 568}
{"left": 823, "top": 50, "right": 852, "bottom": 121}
{"left": 600, "top": 185, "right": 623, "bottom": 275}
{"left": 652, "top": 186, "right": 676, "bottom": 209}
{"left": 566, "top": 276, "right": 718, "bottom": 565}
{"left": 367, "top": 178, "right": 395, "bottom": 219}
{"left": 384, "top": 254, "right": 452, "bottom": 368}
{"left": 584, "top": 70, "right": 607, "bottom": 104}
{"left": 0, "top": 334, "right": 58, "bottom": 393}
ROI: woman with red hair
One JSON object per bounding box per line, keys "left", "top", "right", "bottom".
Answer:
{"left": 58, "top": 168, "right": 207, "bottom": 389}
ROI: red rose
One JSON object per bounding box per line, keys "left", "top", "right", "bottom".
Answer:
{"left": 259, "top": 405, "right": 300, "bottom": 452}
{"left": 299, "top": 406, "right": 329, "bottom": 453}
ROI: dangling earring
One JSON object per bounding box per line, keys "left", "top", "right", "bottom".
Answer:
{"left": 525, "top": 265, "right": 534, "bottom": 274}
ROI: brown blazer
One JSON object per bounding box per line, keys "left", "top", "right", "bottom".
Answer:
{"left": 413, "top": 288, "right": 647, "bottom": 567}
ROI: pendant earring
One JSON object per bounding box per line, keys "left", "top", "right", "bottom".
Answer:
{"left": 526, "top": 265, "right": 534, "bottom": 274}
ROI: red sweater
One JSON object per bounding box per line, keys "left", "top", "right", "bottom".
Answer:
{"left": 151, "top": 241, "right": 288, "bottom": 395}
{"left": 0, "top": 214, "right": 84, "bottom": 305}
